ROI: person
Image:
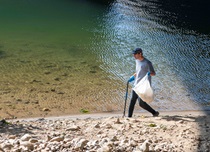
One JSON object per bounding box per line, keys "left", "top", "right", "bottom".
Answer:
{"left": 128, "top": 48, "right": 159, "bottom": 117}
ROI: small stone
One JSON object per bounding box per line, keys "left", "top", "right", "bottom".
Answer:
{"left": 46, "top": 135, "right": 52, "bottom": 142}
{"left": 94, "top": 123, "right": 100, "bottom": 128}
{"left": 114, "top": 118, "right": 122, "bottom": 124}
{"left": 75, "top": 139, "right": 88, "bottom": 150}
{"left": 21, "top": 134, "right": 32, "bottom": 141}
{"left": 97, "top": 145, "right": 111, "bottom": 152}
{"left": 29, "top": 138, "right": 38, "bottom": 143}
{"left": 20, "top": 141, "right": 34, "bottom": 151}
{"left": 43, "top": 108, "right": 50, "bottom": 111}
{"left": 50, "top": 137, "right": 64, "bottom": 142}
{"left": 8, "top": 135, "right": 17, "bottom": 139}
{"left": 66, "top": 125, "right": 80, "bottom": 131}
{"left": 1, "top": 142, "right": 13, "bottom": 150}
{"left": 139, "top": 140, "right": 151, "bottom": 152}
{"left": 54, "top": 78, "right": 60, "bottom": 81}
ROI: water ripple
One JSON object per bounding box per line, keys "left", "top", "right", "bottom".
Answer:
{"left": 91, "top": 0, "right": 210, "bottom": 111}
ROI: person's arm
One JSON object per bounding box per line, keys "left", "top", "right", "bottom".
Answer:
{"left": 148, "top": 61, "right": 156, "bottom": 76}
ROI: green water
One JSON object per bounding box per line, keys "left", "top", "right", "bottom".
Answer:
{"left": 1, "top": 0, "right": 209, "bottom": 118}
{"left": 0, "top": 0, "right": 102, "bottom": 53}
{"left": 0, "top": 0, "right": 124, "bottom": 117}
{"left": 0, "top": 0, "right": 105, "bottom": 79}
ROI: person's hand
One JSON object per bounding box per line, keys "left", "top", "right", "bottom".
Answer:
{"left": 128, "top": 75, "right": 135, "bottom": 82}
{"left": 147, "top": 72, "right": 150, "bottom": 76}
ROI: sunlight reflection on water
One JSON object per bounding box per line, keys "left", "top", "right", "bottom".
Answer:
{"left": 91, "top": 0, "right": 210, "bottom": 111}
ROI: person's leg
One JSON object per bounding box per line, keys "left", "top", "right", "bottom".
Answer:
{"left": 128, "top": 91, "right": 138, "bottom": 117}
{"left": 138, "top": 98, "right": 158, "bottom": 116}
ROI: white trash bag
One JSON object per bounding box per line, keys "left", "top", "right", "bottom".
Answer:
{"left": 133, "top": 74, "right": 154, "bottom": 103}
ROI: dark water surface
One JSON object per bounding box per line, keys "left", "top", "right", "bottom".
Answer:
{"left": 0, "top": 0, "right": 209, "bottom": 116}
{"left": 91, "top": 0, "right": 210, "bottom": 111}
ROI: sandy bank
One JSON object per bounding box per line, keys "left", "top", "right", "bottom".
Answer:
{"left": 1, "top": 110, "right": 210, "bottom": 151}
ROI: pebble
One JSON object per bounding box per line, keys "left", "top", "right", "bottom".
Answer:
{"left": 0, "top": 114, "right": 209, "bottom": 151}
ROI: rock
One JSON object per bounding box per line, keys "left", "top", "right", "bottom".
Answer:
{"left": 46, "top": 135, "right": 52, "bottom": 142}
{"left": 0, "top": 114, "right": 209, "bottom": 152}
{"left": 43, "top": 108, "right": 50, "bottom": 111}
{"left": 74, "top": 139, "right": 89, "bottom": 150}
{"left": 94, "top": 123, "right": 101, "bottom": 128}
{"left": 20, "top": 141, "right": 34, "bottom": 151}
{"left": 87, "top": 140, "right": 99, "bottom": 148}
{"left": 105, "top": 123, "right": 112, "bottom": 129}
{"left": 66, "top": 125, "right": 80, "bottom": 131}
{"left": 50, "top": 137, "right": 64, "bottom": 142}
{"left": 139, "top": 140, "right": 151, "bottom": 152}
{"left": 20, "top": 134, "right": 32, "bottom": 141}
{"left": 128, "top": 139, "right": 137, "bottom": 147}
{"left": 114, "top": 118, "right": 122, "bottom": 124}
{"left": 110, "top": 136, "right": 118, "bottom": 142}
{"left": 0, "top": 142, "right": 13, "bottom": 150}
{"left": 29, "top": 138, "right": 39, "bottom": 143}
{"left": 8, "top": 135, "right": 17, "bottom": 139}
{"left": 97, "top": 145, "right": 111, "bottom": 152}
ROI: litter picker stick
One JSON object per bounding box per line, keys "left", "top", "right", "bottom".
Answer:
{"left": 123, "top": 81, "right": 129, "bottom": 117}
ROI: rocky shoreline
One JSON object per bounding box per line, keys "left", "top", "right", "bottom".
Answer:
{"left": 1, "top": 111, "right": 210, "bottom": 152}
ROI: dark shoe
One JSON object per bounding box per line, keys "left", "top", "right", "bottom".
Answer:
{"left": 153, "top": 111, "right": 159, "bottom": 117}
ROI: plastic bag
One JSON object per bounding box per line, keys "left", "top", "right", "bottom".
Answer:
{"left": 133, "top": 74, "right": 154, "bottom": 103}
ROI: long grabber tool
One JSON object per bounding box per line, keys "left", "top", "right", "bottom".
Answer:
{"left": 123, "top": 81, "right": 129, "bottom": 117}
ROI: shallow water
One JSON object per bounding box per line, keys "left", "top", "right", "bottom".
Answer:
{"left": 0, "top": 0, "right": 209, "bottom": 117}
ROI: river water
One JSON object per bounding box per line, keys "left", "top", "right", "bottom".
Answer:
{"left": 0, "top": 0, "right": 209, "bottom": 115}
{"left": 91, "top": 0, "right": 210, "bottom": 111}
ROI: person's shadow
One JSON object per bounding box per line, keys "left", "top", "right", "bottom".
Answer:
{"left": 0, "top": 119, "right": 43, "bottom": 136}
{"left": 159, "top": 112, "right": 210, "bottom": 151}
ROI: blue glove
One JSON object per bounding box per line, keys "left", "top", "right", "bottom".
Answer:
{"left": 128, "top": 75, "right": 135, "bottom": 82}
{"left": 147, "top": 72, "right": 150, "bottom": 76}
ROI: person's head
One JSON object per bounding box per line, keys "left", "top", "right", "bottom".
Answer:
{"left": 132, "top": 48, "right": 143, "bottom": 59}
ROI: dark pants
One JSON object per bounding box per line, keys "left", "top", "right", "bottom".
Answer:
{"left": 128, "top": 90, "right": 156, "bottom": 117}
